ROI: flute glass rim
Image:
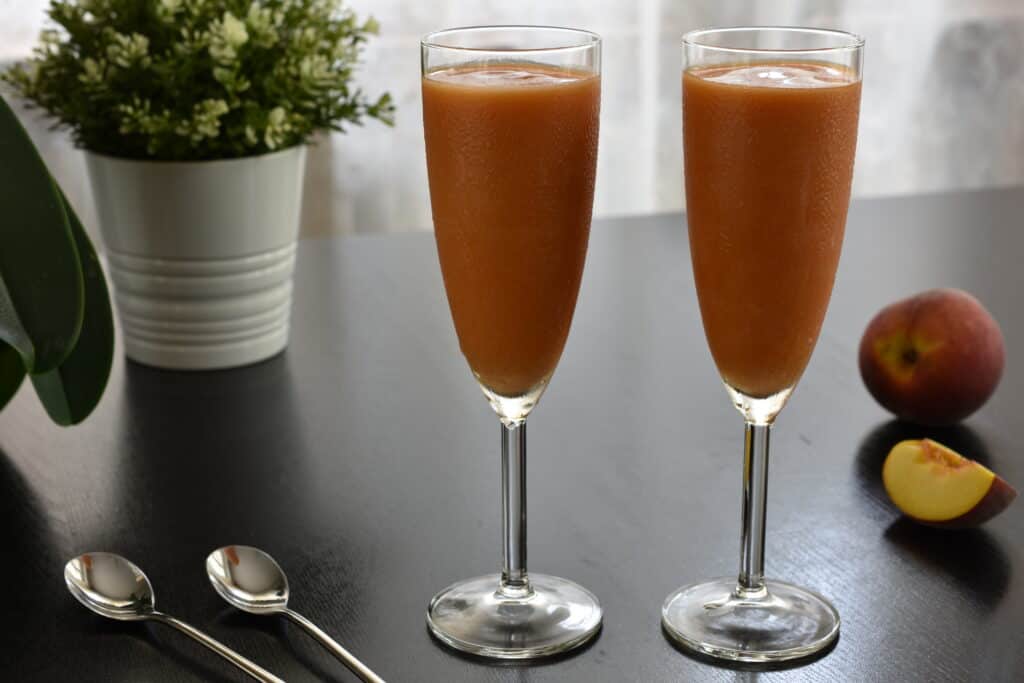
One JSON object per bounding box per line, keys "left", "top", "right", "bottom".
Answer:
{"left": 421, "top": 25, "right": 601, "bottom": 53}
{"left": 682, "top": 26, "right": 865, "bottom": 55}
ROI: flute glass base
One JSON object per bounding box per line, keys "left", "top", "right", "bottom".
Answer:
{"left": 661, "top": 577, "right": 839, "bottom": 663}
{"left": 427, "top": 573, "right": 602, "bottom": 660}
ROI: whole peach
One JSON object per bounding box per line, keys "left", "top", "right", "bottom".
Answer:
{"left": 859, "top": 288, "right": 1004, "bottom": 425}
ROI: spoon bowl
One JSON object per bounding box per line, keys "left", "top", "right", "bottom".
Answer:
{"left": 206, "top": 545, "right": 289, "bottom": 613}
{"left": 65, "top": 552, "right": 155, "bottom": 621}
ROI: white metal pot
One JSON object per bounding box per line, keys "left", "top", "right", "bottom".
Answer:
{"left": 86, "top": 146, "right": 306, "bottom": 370}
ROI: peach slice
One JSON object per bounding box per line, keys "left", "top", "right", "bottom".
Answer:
{"left": 882, "top": 439, "right": 1016, "bottom": 528}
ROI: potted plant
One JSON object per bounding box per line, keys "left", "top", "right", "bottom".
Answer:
{"left": 0, "top": 96, "right": 114, "bottom": 425}
{"left": 4, "top": 0, "right": 394, "bottom": 370}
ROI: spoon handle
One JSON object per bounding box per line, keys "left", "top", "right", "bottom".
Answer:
{"left": 149, "top": 612, "right": 284, "bottom": 683}
{"left": 284, "top": 608, "right": 385, "bottom": 683}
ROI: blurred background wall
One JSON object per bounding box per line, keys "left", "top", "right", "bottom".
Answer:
{"left": 3, "top": 0, "right": 1023, "bottom": 236}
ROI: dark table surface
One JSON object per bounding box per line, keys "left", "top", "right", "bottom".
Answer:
{"left": 3, "top": 187, "right": 1023, "bottom": 682}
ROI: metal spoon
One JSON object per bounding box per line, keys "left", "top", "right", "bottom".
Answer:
{"left": 65, "top": 552, "right": 283, "bottom": 683}
{"left": 206, "top": 545, "right": 385, "bottom": 683}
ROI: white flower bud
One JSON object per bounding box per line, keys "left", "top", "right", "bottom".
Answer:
{"left": 79, "top": 58, "right": 104, "bottom": 85}
{"left": 222, "top": 12, "right": 249, "bottom": 48}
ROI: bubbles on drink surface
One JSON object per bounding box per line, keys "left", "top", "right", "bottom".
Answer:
{"left": 695, "top": 63, "right": 854, "bottom": 88}
{"left": 427, "top": 66, "right": 589, "bottom": 86}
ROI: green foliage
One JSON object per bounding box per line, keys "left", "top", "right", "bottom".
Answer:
{"left": 3, "top": 0, "right": 394, "bottom": 161}
{"left": 0, "top": 94, "right": 115, "bottom": 425}
{"left": 0, "top": 94, "right": 84, "bottom": 374}
{"left": 31, "top": 188, "right": 116, "bottom": 426}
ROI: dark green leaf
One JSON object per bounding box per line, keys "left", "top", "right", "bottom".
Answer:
{"left": 0, "top": 340, "right": 25, "bottom": 411}
{"left": 0, "top": 94, "right": 84, "bottom": 373}
{"left": 31, "top": 188, "right": 115, "bottom": 426}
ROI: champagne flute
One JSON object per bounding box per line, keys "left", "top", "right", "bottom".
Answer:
{"left": 663, "top": 27, "right": 864, "bottom": 662}
{"left": 421, "top": 26, "right": 602, "bottom": 660}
